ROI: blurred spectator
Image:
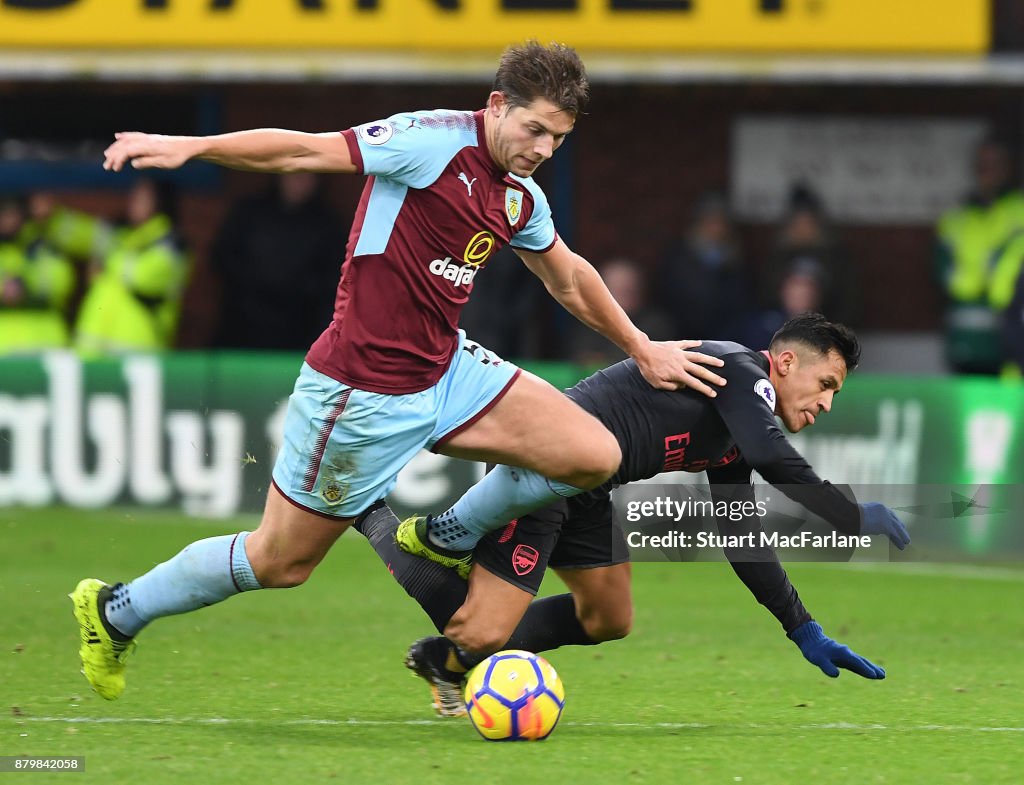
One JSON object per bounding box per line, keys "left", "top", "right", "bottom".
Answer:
{"left": 655, "top": 191, "right": 750, "bottom": 340}
{"left": 739, "top": 257, "right": 825, "bottom": 349}
{"left": 22, "top": 190, "right": 111, "bottom": 264}
{"left": 74, "top": 178, "right": 190, "bottom": 355}
{"left": 760, "top": 183, "right": 859, "bottom": 328}
{"left": 567, "top": 257, "right": 673, "bottom": 365}
{"left": 0, "top": 195, "right": 75, "bottom": 354}
{"left": 210, "top": 172, "right": 346, "bottom": 350}
{"left": 936, "top": 138, "right": 1024, "bottom": 374}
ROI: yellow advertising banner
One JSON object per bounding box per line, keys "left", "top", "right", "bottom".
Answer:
{"left": 0, "top": 0, "right": 990, "bottom": 53}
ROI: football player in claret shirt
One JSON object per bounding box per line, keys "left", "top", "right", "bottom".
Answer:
{"left": 71, "top": 41, "right": 727, "bottom": 701}
{"left": 356, "top": 314, "right": 911, "bottom": 716}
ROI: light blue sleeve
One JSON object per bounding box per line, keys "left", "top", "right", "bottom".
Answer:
{"left": 508, "top": 175, "right": 557, "bottom": 253}
{"left": 352, "top": 110, "right": 478, "bottom": 189}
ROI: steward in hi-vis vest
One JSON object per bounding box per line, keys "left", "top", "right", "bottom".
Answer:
{"left": 0, "top": 196, "right": 74, "bottom": 355}
{"left": 936, "top": 139, "right": 1024, "bottom": 374}
{"left": 75, "top": 180, "right": 190, "bottom": 356}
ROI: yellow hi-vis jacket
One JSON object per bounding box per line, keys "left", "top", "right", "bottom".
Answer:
{"left": 0, "top": 238, "right": 74, "bottom": 355}
{"left": 937, "top": 190, "right": 1024, "bottom": 304}
{"left": 20, "top": 206, "right": 112, "bottom": 263}
{"left": 936, "top": 189, "right": 1024, "bottom": 372}
{"left": 74, "top": 214, "right": 190, "bottom": 356}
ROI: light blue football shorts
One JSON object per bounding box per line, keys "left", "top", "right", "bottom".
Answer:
{"left": 271, "top": 330, "right": 521, "bottom": 519}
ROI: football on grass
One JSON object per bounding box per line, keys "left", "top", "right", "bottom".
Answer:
{"left": 464, "top": 650, "right": 565, "bottom": 741}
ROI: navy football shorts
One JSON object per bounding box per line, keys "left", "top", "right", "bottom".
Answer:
{"left": 474, "top": 493, "right": 630, "bottom": 595}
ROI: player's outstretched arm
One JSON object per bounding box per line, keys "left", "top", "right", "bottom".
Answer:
{"left": 515, "top": 240, "right": 726, "bottom": 396}
{"left": 103, "top": 129, "right": 357, "bottom": 174}
{"left": 708, "top": 465, "right": 885, "bottom": 681}
{"left": 709, "top": 463, "right": 813, "bottom": 631}
{"left": 789, "top": 621, "right": 886, "bottom": 679}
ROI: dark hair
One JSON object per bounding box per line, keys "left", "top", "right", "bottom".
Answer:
{"left": 769, "top": 312, "right": 860, "bottom": 372}
{"left": 492, "top": 40, "right": 589, "bottom": 116}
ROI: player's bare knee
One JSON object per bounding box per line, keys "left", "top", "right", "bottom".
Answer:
{"left": 584, "top": 619, "right": 631, "bottom": 643}
{"left": 445, "top": 618, "right": 509, "bottom": 658}
{"left": 556, "top": 431, "right": 621, "bottom": 489}
{"left": 269, "top": 563, "right": 315, "bottom": 588}
{"left": 581, "top": 607, "right": 633, "bottom": 643}
{"left": 597, "top": 614, "right": 633, "bottom": 642}
{"left": 248, "top": 552, "right": 315, "bottom": 589}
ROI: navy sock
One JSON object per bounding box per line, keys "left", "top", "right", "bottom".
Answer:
{"left": 355, "top": 503, "right": 468, "bottom": 632}
{"left": 503, "top": 593, "right": 596, "bottom": 653}
{"left": 448, "top": 593, "right": 597, "bottom": 672}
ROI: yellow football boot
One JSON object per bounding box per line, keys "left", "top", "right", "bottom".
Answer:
{"left": 395, "top": 516, "right": 473, "bottom": 580}
{"left": 70, "top": 579, "right": 137, "bottom": 701}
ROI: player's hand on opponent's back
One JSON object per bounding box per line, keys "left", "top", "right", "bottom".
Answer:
{"left": 859, "top": 502, "right": 911, "bottom": 550}
{"left": 789, "top": 621, "right": 886, "bottom": 680}
{"left": 632, "top": 339, "right": 726, "bottom": 397}
{"left": 103, "top": 132, "right": 196, "bottom": 172}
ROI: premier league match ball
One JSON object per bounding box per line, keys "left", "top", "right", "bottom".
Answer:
{"left": 464, "top": 650, "right": 565, "bottom": 741}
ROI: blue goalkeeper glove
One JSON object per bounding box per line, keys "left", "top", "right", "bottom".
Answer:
{"left": 789, "top": 621, "right": 886, "bottom": 679}
{"left": 859, "top": 502, "right": 911, "bottom": 550}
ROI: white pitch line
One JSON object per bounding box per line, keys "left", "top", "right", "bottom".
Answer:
{"left": 800, "top": 561, "right": 1024, "bottom": 583}
{"left": 11, "top": 717, "right": 1024, "bottom": 733}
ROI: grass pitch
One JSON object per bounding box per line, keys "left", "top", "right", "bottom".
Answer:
{"left": 3, "top": 506, "right": 1022, "bottom": 784}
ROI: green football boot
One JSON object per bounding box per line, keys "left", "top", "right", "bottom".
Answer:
{"left": 395, "top": 515, "right": 473, "bottom": 580}
{"left": 69, "top": 579, "right": 137, "bottom": 701}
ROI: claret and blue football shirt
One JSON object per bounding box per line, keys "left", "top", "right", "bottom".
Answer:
{"left": 306, "top": 109, "right": 557, "bottom": 394}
